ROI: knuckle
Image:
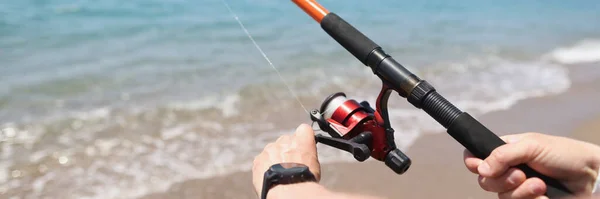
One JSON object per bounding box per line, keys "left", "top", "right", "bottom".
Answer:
{"left": 469, "top": 167, "right": 479, "bottom": 174}
{"left": 278, "top": 141, "right": 291, "bottom": 150}
{"left": 521, "top": 138, "right": 538, "bottom": 150}
{"left": 524, "top": 140, "right": 540, "bottom": 152}
{"left": 523, "top": 139, "right": 543, "bottom": 158}
{"left": 497, "top": 192, "right": 508, "bottom": 199}
{"left": 265, "top": 143, "right": 276, "bottom": 150}
{"left": 524, "top": 132, "right": 542, "bottom": 138}
{"left": 276, "top": 135, "right": 290, "bottom": 142}
{"left": 282, "top": 149, "right": 295, "bottom": 157}
{"left": 491, "top": 148, "right": 507, "bottom": 165}
{"left": 526, "top": 138, "right": 540, "bottom": 147}
{"left": 478, "top": 176, "right": 492, "bottom": 192}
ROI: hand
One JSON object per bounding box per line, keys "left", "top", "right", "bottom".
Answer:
{"left": 463, "top": 132, "right": 600, "bottom": 199}
{"left": 252, "top": 124, "right": 321, "bottom": 198}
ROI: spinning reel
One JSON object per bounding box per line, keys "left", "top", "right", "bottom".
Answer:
{"left": 310, "top": 89, "right": 411, "bottom": 174}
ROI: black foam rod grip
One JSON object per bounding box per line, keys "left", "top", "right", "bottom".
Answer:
{"left": 447, "top": 113, "right": 572, "bottom": 198}
{"left": 320, "top": 13, "right": 380, "bottom": 65}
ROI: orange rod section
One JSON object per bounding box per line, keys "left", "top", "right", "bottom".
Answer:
{"left": 291, "top": 0, "right": 330, "bottom": 23}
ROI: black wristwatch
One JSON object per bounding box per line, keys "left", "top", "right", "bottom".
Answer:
{"left": 260, "top": 163, "right": 317, "bottom": 199}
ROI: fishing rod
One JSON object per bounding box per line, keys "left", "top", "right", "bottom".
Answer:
{"left": 292, "top": 0, "right": 572, "bottom": 197}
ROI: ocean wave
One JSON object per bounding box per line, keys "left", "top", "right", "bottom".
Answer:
{"left": 546, "top": 38, "right": 600, "bottom": 64}
{"left": 431, "top": 56, "right": 570, "bottom": 114}
{"left": 0, "top": 48, "right": 573, "bottom": 199}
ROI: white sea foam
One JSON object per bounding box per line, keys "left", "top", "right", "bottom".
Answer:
{"left": 454, "top": 62, "right": 570, "bottom": 115}
{"left": 71, "top": 107, "right": 112, "bottom": 121}
{"left": 160, "top": 125, "right": 189, "bottom": 140}
{"left": 0, "top": 119, "right": 294, "bottom": 199}
{"left": 0, "top": 162, "right": 10, "bottom": 185}
{"left": 0, "top": 48, "right": 574, "bottom": 199}
{"left": 167, "top": 97, "right": 219, "bottom": 111}
{"left": 547, "top": 39, "right": 600, "bottom": 64}
{"left": 219, "top": 94, "right": 241, "bottom": 117}
{"left": 168, "top": 93, "right": 241, "bottom": 117}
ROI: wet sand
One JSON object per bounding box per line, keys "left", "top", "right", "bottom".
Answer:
{"left": 141, "top": 63, "right": 600, "bottom": 199}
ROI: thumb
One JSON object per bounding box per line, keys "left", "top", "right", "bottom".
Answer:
{"left": 293, "top": 123, "right": 316, "bottom": 147}
{"left": 478, "top": 140, "right": 542, "bottom": 177}
{"left": 500, "top": 134, "right": 526, "bottom": 144}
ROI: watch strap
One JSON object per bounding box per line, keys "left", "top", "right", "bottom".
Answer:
{"left": 260, "top": 163, "right": 316, "bottom": 199}
{"left": 260, "top": 172, "right": 273, "bottom": 199}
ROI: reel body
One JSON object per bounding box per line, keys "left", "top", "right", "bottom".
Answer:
{"left": 310, "top": 88, "right": 411, "bottom": 174}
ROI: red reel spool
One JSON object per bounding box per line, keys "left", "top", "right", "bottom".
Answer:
{"left": 319, "top": 93, "right": 372, "bottom": 139}
{"left": 317, "top": 92, "right": 392, "bottom": 161}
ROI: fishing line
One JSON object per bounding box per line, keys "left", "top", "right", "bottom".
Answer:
{"left": 220, "top": 0, "right": 362, "bottom": 130}
{"left": 220, "top": 0, "right": 309, "bottom": 114}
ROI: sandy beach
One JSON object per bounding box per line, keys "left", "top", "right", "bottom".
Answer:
{"left": 140, "top": 62, "right": 600, "bottom": 199}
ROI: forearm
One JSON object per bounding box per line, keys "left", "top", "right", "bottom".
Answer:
{"left": 267, "top": 182, "right": 383, "bottom": 199}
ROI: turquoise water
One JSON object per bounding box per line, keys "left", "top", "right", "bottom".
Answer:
{"left": 2, "top": 0, "right": 599, "bottom": 120}
{"left": 1, "top": 0, "right": 600, "bottom": 198}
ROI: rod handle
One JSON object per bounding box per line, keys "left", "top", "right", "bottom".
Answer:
{"left": 448, "top": 113, "right": 573, "bottom": 198}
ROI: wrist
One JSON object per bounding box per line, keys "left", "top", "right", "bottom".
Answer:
{"left": 267, "top": 182, "right": 327, "bottom": 199}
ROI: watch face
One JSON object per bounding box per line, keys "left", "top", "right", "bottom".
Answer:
{"left": 270, "top": 163, "right": 310, "bottom": 175}
{"left": 266, "top": 163, "right": 315, "bottom": 184}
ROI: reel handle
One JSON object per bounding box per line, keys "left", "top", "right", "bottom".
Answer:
{"left": 385, "top": 148, "right": 411, "bottom": 174}
{"left": 315, "top": 133, "right": 371, "bottom": 162}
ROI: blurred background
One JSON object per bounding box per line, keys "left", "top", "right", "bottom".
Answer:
{"left": 1, "top": 0, "right": 599, "bottom": 198}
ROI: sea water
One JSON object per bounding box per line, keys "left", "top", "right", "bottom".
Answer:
{"left": 1, "top": 0, "right": 600, "bottom": 198}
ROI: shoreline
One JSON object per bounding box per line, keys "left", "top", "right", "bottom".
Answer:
{"left": 140, "top": 63, "right": 600, "bottom": 199}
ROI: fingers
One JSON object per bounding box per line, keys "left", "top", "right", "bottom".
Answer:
{"left": 478, "top": 168, "right": 527, "bottom": 193}
{"left": 478, "top": 140, "right": 541, "bottom": 177}
{"left": 498, "top": 177, "right": 547, "bottom": 199}
{"left": 465, "top": 133, "right": 550, "bottom": 198}
{"left": 464, "top": 133, "right": 528, "bottom": 175}
{"left": 464, "top": 149, "right": 483, "bottom": 174}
